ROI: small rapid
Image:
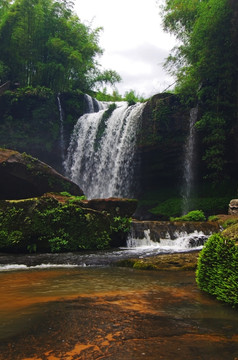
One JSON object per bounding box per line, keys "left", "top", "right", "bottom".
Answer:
{"left": 126, "top": 229, "right": 207, "bottom": 252}
{"left": 0, "top": 226, "right": 210, "bottom": 271}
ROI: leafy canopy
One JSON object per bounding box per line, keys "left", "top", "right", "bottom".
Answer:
{"left": 0, "top": 0, "right": 121, "bottom": 92}
{"left": 162, "top": 0, "right": 238, "bottom": 182}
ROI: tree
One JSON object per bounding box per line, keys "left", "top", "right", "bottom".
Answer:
{"left": 162, "top": 0, "right": 237, "bottom": 181}
{"left": 0, "top": 0, "right": 120, "bottom": 92}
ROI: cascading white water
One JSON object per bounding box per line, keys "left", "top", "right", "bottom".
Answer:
{"left": 64, "top": 99, "right": 146, "bottom": 199}
{"left": 126, "top": 228, "right": 208, "bottom": 252}
{"left": 57, "top": 94, "right": 65, "bottom": 161}
{"left": 84, "top": 94, "right": 106, "bottom": 113}
{"left": 181, "top": 105, "right": 198, "bottom": 214}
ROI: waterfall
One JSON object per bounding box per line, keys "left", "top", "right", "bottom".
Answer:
{"left": 64, "top": 99, "right": 146, "bottom": 199}
{"left": 181, "top": 105, "right": 198, "bottom": 214}
{"left": 57, "top": 94, "right": 65, "bottom": 162}
{"left": 84, "top": 94, "right": 106, "bottom": 113}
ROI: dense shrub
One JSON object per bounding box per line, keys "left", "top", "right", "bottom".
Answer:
{"left": 196, "top": 234, "right": 238, "bottom": 307}
{"left": 0, "top": 196, "right": 131, "bottom": 253}
{"left": 170, "top": 210, "right": 206, "bottom": 222}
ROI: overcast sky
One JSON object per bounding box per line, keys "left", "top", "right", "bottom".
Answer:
{"left": 74, "top": 0, "right": 177, "bottom": 98}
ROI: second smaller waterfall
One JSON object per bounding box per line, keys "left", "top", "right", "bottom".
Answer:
{"left": 181, "top": 105, "right": 198, "bottom": 214}
{"left": 57, "top": 94, "right": 65, "bottom": 162}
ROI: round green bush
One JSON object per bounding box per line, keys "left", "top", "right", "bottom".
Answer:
{"left": 196, "top": 233, "right": 238, "bottom": 307}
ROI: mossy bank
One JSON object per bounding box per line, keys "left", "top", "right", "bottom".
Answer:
{"left": 0, "top": 193, "right": 137, "bottom": 253}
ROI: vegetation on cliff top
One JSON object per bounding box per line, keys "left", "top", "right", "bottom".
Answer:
{"left": 162, "top": 0, "right": 238, "bottom": 182}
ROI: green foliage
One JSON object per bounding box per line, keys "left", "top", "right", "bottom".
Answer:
{"left": 222, "top": 218, "right": 238, "bottom": 229}
{"left": 196, "top": 233, "right": 238, "bottom": 307}
{"left": 208, "top": 215, "right": 219, "bottom": 222}
{"left": 0, "top": 196, "right": 132, "bottom": 253}
{"left": 195, "top": 113, "right": 226, "bottom": 181}
{"left": 0, "top": 0, "right": 120, "bottom": 93}
{"left": 124, "top": 90, "right": 145, "bottom": 105}
{"left": 133, "top": 261, "right": 156, "bottom": 270}
{"left": 150, "top": 198, "right": 182, "bottom": 219}
{"left": 162, "top": 0, "right": 237, "bottom": 181}
{"left": 93, "top": 70, "right": 122, "bottom": 90}
{"left": 110, "top": 216, "right": 132, "bottom": 233}
{"left": 170, "top": 210, "right": 206, "bottom": 222}
{"left": 60, "top": 191, "right": 72, "bottom": 197}
{"left": 95, "top": 88, "right": 146, "bottom": 103}
{"left": 96, "top": 88, "right": 123, "bottom": 102}
{"left": 148, "top": 193, "right": 231, "bottom": 219}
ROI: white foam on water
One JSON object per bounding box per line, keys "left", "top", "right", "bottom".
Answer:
{"left": 126, "top": 229, "right": 208, "bottom": 253}
{"left": 0, "top": 263, "right": 83, "bottom": 272}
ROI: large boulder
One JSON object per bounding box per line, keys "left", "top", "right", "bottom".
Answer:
{"left": 0, "top": 148, "right": 83, "bottom": 199}
{"left": 82, "top": 197, "right": 138, "bottom": 218}
{"left": 0, "top": 193, "right": 134, "bottom": 253}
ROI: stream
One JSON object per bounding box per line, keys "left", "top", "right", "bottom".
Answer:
{"left": 0, "top": 234, "right": 238, "bottom": 360}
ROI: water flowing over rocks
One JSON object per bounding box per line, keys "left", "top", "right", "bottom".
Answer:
{"left": 0, "top": 148, "right": 83, "bottom": 199}
{"left": 129, "top": 220, "right": 220, "bottom": 243}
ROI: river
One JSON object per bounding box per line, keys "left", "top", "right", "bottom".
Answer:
{"left": 0, "top": 255, "right": 238, "bottom": 359}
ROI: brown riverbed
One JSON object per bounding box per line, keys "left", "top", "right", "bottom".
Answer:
{"left": 0, "top": 263, "right": 238, "bottom": 360}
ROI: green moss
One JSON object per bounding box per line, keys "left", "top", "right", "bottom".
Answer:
{"left": 196, "top": 233, "right": 238, "bottom": 307}
{"left": 170, "top": 210, "right": 206, "bottom": 222}
{"left": 208, "top": 215, "right": 219, "bottom": 222}
{"left": 0, "top": 195, "right": 132, "bottom": 253}
{"left": 222, "top": 219, "right": 238, "bottom": 229}
{"left": 133, "top": 261, "right": 156, "bottom": 270}
{"left": 222, "top": 223, "right": 238, "bottom": 241}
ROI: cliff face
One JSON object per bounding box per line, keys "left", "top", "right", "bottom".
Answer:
{"left": 0, "top": 90, "right": 86, "bottom": 173}
{"left": 0, "top": 91, "right": 237, "bottom": 218}
{"left": 137, "top": 93, "right": 190, "bottom": 193}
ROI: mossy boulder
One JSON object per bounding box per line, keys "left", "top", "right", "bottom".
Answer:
{"left": 82, "top": 197, "right": 138, "bottom": 218}
{"left": 116, "top": 252, "right": 200, "bottom": 271}
{"left": 222, "top": 223, "right": 238, "bottom": 242}
{"left": 0, "top": 148, "right": 83, "bottom": 199}
{"left": 0, "top": 193, "right": 134, "bottom": 253}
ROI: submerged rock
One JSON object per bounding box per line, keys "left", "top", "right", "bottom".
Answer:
{"left": 0, "top": 148, "right": 83, "bottom": 199}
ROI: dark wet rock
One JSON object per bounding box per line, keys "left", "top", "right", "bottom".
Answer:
{"left": 83, "top": 197, "right": 138, "bottom": 218}
{"left": 0, "top": 148, "right": 83, "bottom": 199}
{"left": 138, "top": 93, "right": 189, "bottom": 191}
